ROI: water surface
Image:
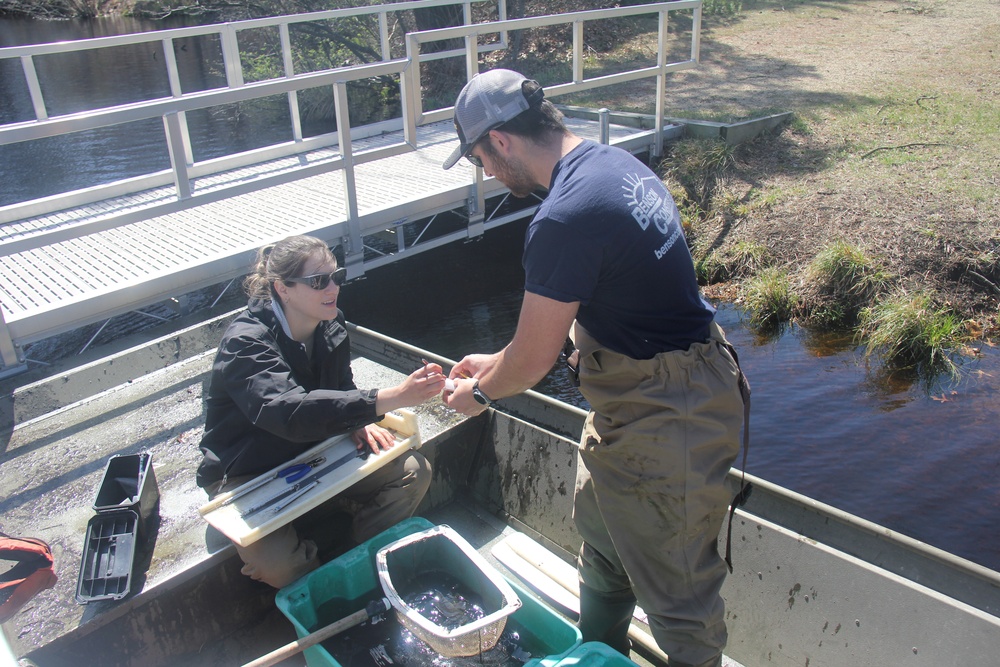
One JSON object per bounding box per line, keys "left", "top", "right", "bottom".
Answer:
{"left": 339, "top": 221, "right": 1000, "bottom": 573}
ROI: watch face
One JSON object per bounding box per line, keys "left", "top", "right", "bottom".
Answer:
{"left": 472, "top": 387, "right": 488, "bottom": 405}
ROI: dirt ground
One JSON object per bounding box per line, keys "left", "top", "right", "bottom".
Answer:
{"left": 648, "top": 0, "right": 1000, "bottom": 335}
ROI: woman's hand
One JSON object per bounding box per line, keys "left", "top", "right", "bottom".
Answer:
{"left": 374, "top": 361, "right": 447, "bottom": 415}
{"left": 352, "top": 423, "right": 396, "bottom": 454}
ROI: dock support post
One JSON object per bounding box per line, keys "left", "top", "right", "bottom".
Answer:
{"left": 0, "top": 311, "right": 26, "bottom": 379}
{"left": 467, "top": 167, "right": 486, "bottom": 240}
{"left": 467, "top": 197, "right": 485, "bottom": 239}
{"left": 334, "top": 82, "right": 366, "bottom": 279}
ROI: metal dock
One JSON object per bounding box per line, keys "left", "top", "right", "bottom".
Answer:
{"left": 0, "top": 0, "right": 704, "bottom": 376}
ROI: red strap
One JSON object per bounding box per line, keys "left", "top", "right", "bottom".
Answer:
{"left": 0, "top": 535, "right": 58, "bottom": 623}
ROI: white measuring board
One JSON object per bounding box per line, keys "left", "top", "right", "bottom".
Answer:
{"left": 198, "top": 410, "right": 420, "bottom": 546}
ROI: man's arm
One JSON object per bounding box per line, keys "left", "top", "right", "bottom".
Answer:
{"left": 445, "top": 292, "right": 579, "bottom": 415}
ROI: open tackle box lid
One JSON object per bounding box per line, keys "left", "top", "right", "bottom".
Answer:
{"left": 76, "top": 453, "right": 159, "bottom": 603}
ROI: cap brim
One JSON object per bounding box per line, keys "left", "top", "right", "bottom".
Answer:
{"left": 442, "top": 143, "right": 465, "bottom": 170}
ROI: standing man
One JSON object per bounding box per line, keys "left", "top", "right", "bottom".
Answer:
{"left": 442, "top": 69, "right": 747, "bottom": 667}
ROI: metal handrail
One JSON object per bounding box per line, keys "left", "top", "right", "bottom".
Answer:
{"left": 403, "top": 0, "right": 702, "bottom": 224}
{"left": 0, "top": 0, "right": 502, "bottom": 121}
{"left": 0, "top": 2, "right": 702, "bottom": 373}
{"left": 0, "top": 0, "right": 507, "bottom": 227}
{"left": 0, "top": 59, "right": 411, "bottom": 256}
{"left": 405, "top": 0, "right": 701, "bottom": 148}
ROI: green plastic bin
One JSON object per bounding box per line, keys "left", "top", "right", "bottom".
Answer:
{"left": 276, "top": 518, "right": 582, "bottom": 667}
{"left": 539, "top": 642, "right": 640, "bottom": 667}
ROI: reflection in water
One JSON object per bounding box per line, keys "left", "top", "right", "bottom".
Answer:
{"left": 316, "top": 612, "right": 531, "bottom": 667}
{"left": 401, "top": 572, "right": 488, "bottom": 629}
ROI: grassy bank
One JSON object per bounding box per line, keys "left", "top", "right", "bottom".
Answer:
{"left": 643, "top": 0, "right": 999, "bottom": 380}
{"left": 503, "top": 0, "right": 997, "bottom": 378}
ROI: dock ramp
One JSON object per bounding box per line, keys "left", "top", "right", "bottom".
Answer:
{"left": 0, "top": 1, "right": 704, "bottom": 375}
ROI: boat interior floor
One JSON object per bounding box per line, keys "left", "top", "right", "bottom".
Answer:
{"left": 175, "top": 498, "right": 731, "bottom": 667}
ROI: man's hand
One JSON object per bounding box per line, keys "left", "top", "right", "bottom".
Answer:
{"left": 448, "top": 353, "right": 499, "bottom": 382}
{"left": 443, "top": 377, "right": 488, "bottom": 416}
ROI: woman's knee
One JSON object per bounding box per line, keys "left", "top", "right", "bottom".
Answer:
{"left": 402, "top": 451, "right": 432, "bottom": 494}
{"left": 234, "top": 524, "right": 320, "bottom": 589}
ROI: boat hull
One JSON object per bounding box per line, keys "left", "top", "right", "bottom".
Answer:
{"left": 5, "top": 318, "right": 1000, "bottom": 667}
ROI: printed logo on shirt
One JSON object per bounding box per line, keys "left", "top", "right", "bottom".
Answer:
{"left": 622, "top": 172, "right": 682, "bottom": 260}
{"left": 622, "top": 173, "right": 672, "bottom": 233}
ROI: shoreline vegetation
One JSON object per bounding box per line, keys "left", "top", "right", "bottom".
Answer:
{"left": 3, "top": 0, "right": 998, "bottom": 385}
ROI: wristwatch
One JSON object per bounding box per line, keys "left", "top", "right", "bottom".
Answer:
{"left": 472, "top": 379, "right": 495, "bottom": 407}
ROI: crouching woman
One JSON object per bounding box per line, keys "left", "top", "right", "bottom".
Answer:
{"left": 196, "top": 235, "right": 444, "bottom": 588}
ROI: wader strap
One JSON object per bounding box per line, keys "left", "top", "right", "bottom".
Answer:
{"left": 719, "top": 340, "right": 752, "bottom": 574}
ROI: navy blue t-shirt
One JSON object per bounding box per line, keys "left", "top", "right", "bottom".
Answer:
{"left": 523, "top": 141, "right": 714, "bottom": 359}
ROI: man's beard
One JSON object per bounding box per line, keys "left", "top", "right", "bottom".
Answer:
{"left": 488, "top": 149, "right": 537, "bottom": 198}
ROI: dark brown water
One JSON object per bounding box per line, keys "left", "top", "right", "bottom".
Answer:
{"left": 338, "top": 219, "right": 1000, "bottom": 574}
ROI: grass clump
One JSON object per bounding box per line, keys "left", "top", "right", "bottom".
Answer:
{"left": 667, "top": 182, "right": 702, "bottom": 232}
{"left": 695, "top": 241, "right": 772, "bottom": 284}
{"left": 702, "top": 0, "right": 745, "bottom": 18}
{"left": 663, "top": 138, "right": 737, "bottom": 206}
{"left": 798, "top": 241, "right": 891, "bottom": 327}
{"left": 858, "top": 291, "right": 965, "bottom": 379}
{"left": 743, "top": 267, "right": 798, "bottom": 329}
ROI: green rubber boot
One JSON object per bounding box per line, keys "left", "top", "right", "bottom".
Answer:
{"left": 577, "top": 583, "right": 636, "bottom": 656}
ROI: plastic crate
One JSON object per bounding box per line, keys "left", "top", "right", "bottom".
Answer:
{"left": 276, "top": 518, "right": 581, "bottom": 667}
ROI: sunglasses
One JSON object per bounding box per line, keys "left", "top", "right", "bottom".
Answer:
{"left": 285, "top": 267, "right": 347, "bottom": 290}
{"left": 465, "top": 152, "right": 484, "bottom": 168}
{"left": 464, "top": 133, "right": 494, "bottom": 168}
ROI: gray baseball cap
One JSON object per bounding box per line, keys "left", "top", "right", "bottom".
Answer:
{"left": 442, "top": 69, "right": 542, "bottom": 169}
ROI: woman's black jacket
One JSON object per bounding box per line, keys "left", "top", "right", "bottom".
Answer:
{"left": 196, "top": 299, "right": 379, "bottom": 489}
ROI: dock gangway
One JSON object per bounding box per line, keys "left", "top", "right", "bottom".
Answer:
{"left": 0, "top": 0, "right": 704, "bottom": 376}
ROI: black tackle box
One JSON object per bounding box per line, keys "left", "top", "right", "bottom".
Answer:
{"left": 76, "top": 453, "right": 159, "bottom": 604}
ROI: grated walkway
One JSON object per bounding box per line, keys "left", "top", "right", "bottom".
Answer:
{"left": 0, "top": 116, "right": 661, "bottom": 347}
